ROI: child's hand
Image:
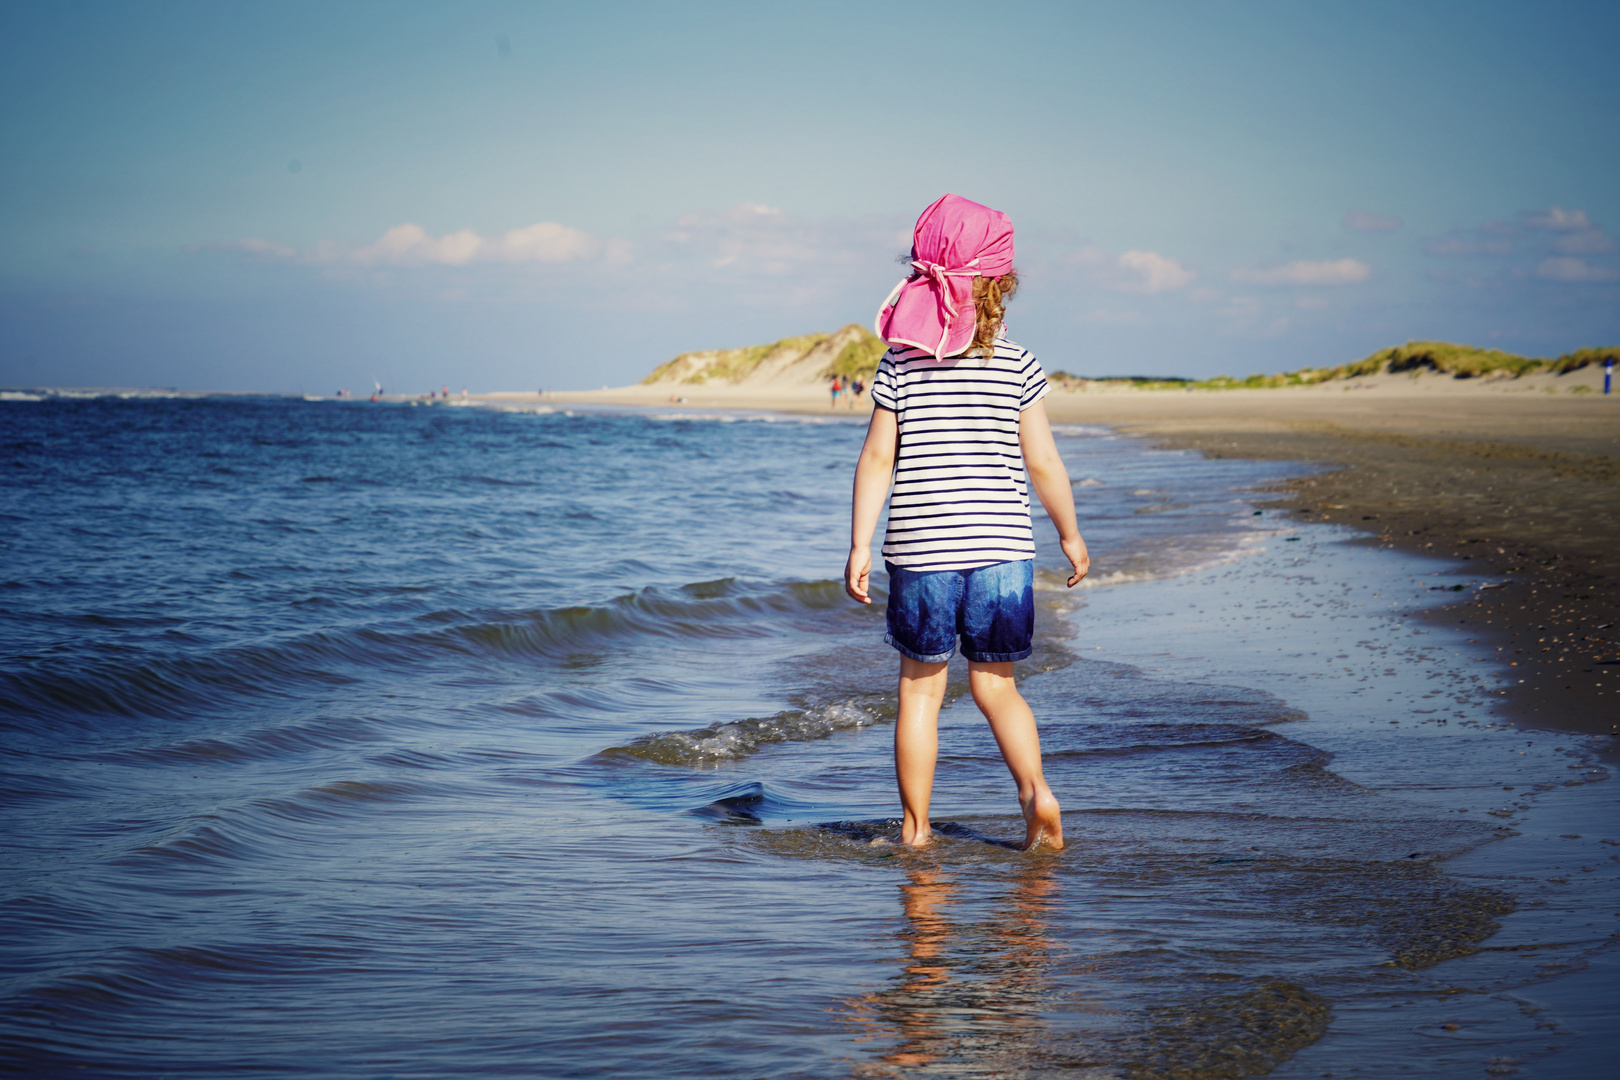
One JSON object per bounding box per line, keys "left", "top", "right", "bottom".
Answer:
{"left": 1062, "top": 534, "right": 1090, "bottom": 588}
{"left": 845, "top": 547, "right": 872, "bottom": 604}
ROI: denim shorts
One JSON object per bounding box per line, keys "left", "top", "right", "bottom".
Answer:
{"left": 883, "top": 559, "right": 1035, "bottom": 664}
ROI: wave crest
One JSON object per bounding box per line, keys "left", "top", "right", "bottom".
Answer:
{"left": 601, "top": 700, "right": 883, "bottom": 767}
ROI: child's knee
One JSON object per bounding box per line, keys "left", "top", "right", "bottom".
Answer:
{"left": 969, "top": 673, "right": 1018, "bottom": 712}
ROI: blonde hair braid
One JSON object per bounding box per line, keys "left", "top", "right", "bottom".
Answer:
{"left": 971, "top": 270, "right": 1019, "bottom": 356}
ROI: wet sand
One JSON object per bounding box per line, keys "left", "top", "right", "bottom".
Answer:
{"left": 532, "top": 367, "right": 1620, "bottom": 740}
{"left": 1037, "top": 382, "right": 1619, "bottom": 741}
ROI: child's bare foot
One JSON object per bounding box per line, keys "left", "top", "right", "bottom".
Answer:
{"left": 1021, "top": 789, "right": 1064, "bottom": 851}
{"left": 900, "top": 826, "right": 933, "bottom": 848}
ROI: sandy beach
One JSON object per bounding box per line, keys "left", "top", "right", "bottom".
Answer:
{"left": 516, "top": 364, "right": 1620, "bottom": 741}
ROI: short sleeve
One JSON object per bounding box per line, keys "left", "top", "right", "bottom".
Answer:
{"left": 1018, "top": 351, "right": 1050, "bottom": 410}
{"left": 870, "top": 351, "right": 898, "bottom": 411}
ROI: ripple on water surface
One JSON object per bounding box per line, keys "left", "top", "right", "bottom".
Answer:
{"left": 1, "top": 398, "right": 1608, "bottom": 1078}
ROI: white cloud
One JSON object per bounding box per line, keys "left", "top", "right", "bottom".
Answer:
{"left": 1420, "top": 210, "right": 1618, "bottom": 293}
{"left": 345, "top": 222, "right": 601, "bottom": 266}
{"left": 1535, "top": 256, "right": 1620, "bottom": 283}
{"left": 228, "top": 221, "right": 608, "bottom": 267}
{"left": 1526, "top": 206, "right": 1594, "bottom": 232}
{"left": 1043, "top": 244, "right": 1195, "bottom": 294}
{"left": 1115, "top": 250, "right": 1196, "bottom": 293}
{"left": 488, "top": 222, "right": 602, "bottom": 263}
{"left": 1553, "top": 229, "right": 1618, "bottom": 255}
{"left": 1231, "top": 259, "right": 1371, "bottom": 286}
{"left": 349, "top": 224, "right": 478, "bottom": 266}
{"left": 213, "top": 205, "right": 903, "bottom": 317}
{"left": 1343, "top": 211, "right": 1402, "bottom": 233}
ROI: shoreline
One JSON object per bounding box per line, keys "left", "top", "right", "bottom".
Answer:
{"left": 537, "top": 375, "right": 1619, "bottom": 742}
{"left": 1064, "top": 509, "right": 1620, "bottom": 1077}
{"left": 1093, "top": 410, "right": 1618, "bottom": 743}
{"left": 10, "top": 380, "right": 1616, "bottom": 740}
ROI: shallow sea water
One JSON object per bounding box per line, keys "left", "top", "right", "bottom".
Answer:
{"left": 1, "top": 396, "right": 1614, "bottom": 1078}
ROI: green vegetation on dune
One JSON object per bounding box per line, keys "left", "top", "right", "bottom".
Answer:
{"left": 647, "top": 331, "right": 1616, "bottom": 390}
{"left": 701, "top": 333, "right": 828, "bottom": 383}
{"left": 1329, "top": 341, "right": 1540, "bottom": 379}
{"left": 820, "top": 327, "right": 887, "bottom": 380}
{"left": 1548, "top": 346, "right": 1620, "bottom": 375}
{"left": 641, "top": 353, "right": 694, "bottom": 384}
{"left": 641, "top": 332, "right": 830, "bottom": 385}
{"left": 1056, "top": 341, "right": 1616, "bottom": 391}
{"left": 1292, "top": 341, "right": 1618, "bottom": 383}
{"left": 642, "top": 324, "right": 886, "bottom": 385}
{"left": 1191, "top": 373, "right": 1317, "bottom": 389}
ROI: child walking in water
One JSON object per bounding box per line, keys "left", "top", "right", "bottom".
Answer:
{"left": 844, "top": 194, "right": 1089, "bottom": 850}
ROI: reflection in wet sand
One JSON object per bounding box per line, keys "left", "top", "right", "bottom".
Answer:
{"left": 849, "top": 862, "right": 1086, "bottom": 1077}
{"left": 880, "top": 868, "right": 957, "bottom": 1069}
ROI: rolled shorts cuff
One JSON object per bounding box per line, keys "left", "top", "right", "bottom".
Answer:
{"left": 960, "top": 646, "right": 1033, "bottom": 663}
{"left": 883, "top": 632, "right": 955, "bottom": 664}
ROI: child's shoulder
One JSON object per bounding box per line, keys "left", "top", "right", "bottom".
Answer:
{"left": 992, "top": 336, "right": 1034, "bottom": 361}
{"left": 883, "top": 337, "right": 1037, "bottom": 369}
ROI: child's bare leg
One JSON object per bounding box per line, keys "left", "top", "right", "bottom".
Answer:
{"left": 895, "top": 657, "right": 948, "bottom": 846}
{"left": 968, "top": 661, "right": 1063, "bottom": 850}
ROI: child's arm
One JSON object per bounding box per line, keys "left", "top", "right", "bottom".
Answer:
{"left": 845, "top": 407, "right": 899, "bottom": 604}
{"left": 1019, "top": 401, "right": 1091, "bottom": 587}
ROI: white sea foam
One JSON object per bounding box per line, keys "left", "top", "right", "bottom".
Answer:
{"left": 611, "top": 701, "right": 882, "bottom": 765}
{"left": 1038, "top": 531, "right": 1274, "bottom": 594}
{"left": 644, "top": 410, "right": 864, "bottom": 426}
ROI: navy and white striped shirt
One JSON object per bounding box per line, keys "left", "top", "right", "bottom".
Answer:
{"left": 870, "top": 336, "right": 1049, "bottom": 571}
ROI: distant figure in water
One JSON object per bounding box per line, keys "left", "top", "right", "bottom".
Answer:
{"left": 845, "top": 194, "right": 1089, "bottom": 850}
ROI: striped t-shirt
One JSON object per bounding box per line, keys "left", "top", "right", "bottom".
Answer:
{"left": 870, "top": 336, "right": 1050, "bottom": 571}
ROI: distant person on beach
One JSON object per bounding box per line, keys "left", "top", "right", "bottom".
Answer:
{"left": 852, "top": 377, "right": 865, "bottom": 406}
{"left": 830, "top": 376, "right": 842, "bottom": 408}
{"left": 845, "top": 193, "right": 1089, "bottom": 851}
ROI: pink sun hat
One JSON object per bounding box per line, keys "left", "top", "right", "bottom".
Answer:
{"left": 875, "top": 194, "right": 1015, "bottom": 360}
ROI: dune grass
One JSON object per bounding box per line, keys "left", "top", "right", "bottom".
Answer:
{"left": 1060, "top": 341, "right": 1617, "bottom": 390}
{"left": 1329, "top": 341, "right": 1540, "bottom": 379}
{"left": 642, "top": 333, "right": 829, "bottom": 385}
{"left": 1292, "top": 341, "right": 1617, "bottom": 383}
{"left": 649, "top": 333, "right": 1617, "bottom": 390}
{"left": 1548, "top": 346, "right": 1620, "bottom": 375}
{"left": 819, "top": 327, "right": 887, "bottom": 380}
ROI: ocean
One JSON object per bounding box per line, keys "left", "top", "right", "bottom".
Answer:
{"left": 1, "top": 395, "right": 1614, "bottom": 1078}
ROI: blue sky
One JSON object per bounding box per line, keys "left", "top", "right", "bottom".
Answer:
{"left": 2, "top": 0, "right": 1616, "bottom": 391}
